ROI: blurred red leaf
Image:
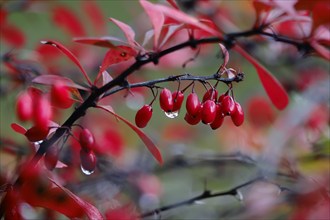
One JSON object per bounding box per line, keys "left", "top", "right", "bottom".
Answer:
{"left": 11, "top": 123, "right": 26, "bottom": 135}
{"left": 312, "top": 1, "right": 330, "bottom": 32}
{"left": 219, "top": 43, "right": 229, "bottom": 68}
{"left": 311, "top": 40, "right": 330, "bottom": 60}
{"left": 109, "top": 18, "right": 140, "bottom": 49}
{"left": 0, "top": 24, "right": 25, "bottom": 47}
{"left": 40, "top": 40, "right": 92, "bottom": 86}
{"left": 74, "top": 37, "right": 121, "bottom": 48}
{"left": 97, "top": 105, "right": 163, "bottom": 165}
{"left": 82, "top": 1, "right": 106, "bottom": 34}
{"left": 105, "top": 205, "right": 139, "bottom": 220}
{"left": 140, "top": 0, "right": 165, "bottom": 50}
{"left": 234, "top": 45, "right": 289, "bottom": 110}
{"left": 0, "top": 8, "right": 7, "bottom": 25}
{"left": 151, "top": 2, "right": 220, "bottom": 36}
{"left": 32, "top": 75, "right": 89, "bottom": 91}
{"left": 52, "top": 6, "right": 85, "bottom": 36}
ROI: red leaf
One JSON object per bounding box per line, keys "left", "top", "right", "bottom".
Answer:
{"left": 50, "top": 180, "right": 103, "bottom": 220}
{"left": 0, "top": 8, "right": 7, "bottom": 26}
{"left": 82, "top": 1, "right": 106, "bottom": 34}
{"left": 40, "top": 40, "right": 92, "bottom": 86}
{"left": 166, "top": 0, "right": 179, "bottom": 9}
{"left": 311, "top": 40, "right": 330, "bottom": 60}
{"left": 74, "top": 36, "right": 122, "bottom": 48}
{"left": 32, "top": 75, "right": 89, "bottom": 91}
{"left": 97, "top": 105, "right": 163, "bottom": 165}
{"left": 52, "top": 6, "right": 85, "bottom": 36}
{"left": 234, "top": 45, "right": 289, "bottom": 110}
{"left": 0, "top": 24, "right": 25, "bottom": 47}
{"left": 151, "top": 2, "right": 220, "bottom": 37}
{"left": 11, "top": 123, "right": 26, "bottom": 135}
{"left": 109, "top": 18, "right": 140, "bottom": 49}
{"left": 97, "top": 46, "right": 137, "bottom": 83}
{"left": 140, "top": 0, "right": 165, "bottom": 50}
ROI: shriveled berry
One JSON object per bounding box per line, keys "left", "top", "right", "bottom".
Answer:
{"left": 201, "top": 100, "right": 216, "bottom": 124}
{"left": 221, "top": 95, "right": 235, "bottom": 115}
{"left": 231, "top": 102, "right": 244, "bottom": 126}
{"left": 16, "top": 91, "right": 33, "bottom": 122}
{"left": 79, "top": 128, "right": 95, "bottom": 152}
{"left": 210, "top": 104, "right": 224, "bottom": 130}
{"left": 135, "top": 105, "right": 153, "bottom": 128}
{"left": 44, "top": 146, "right": 59, "bottom": 170}
{"left": 25, "top": 125, "right": 49, "bottom": 142}
{"left": 184, "top": 112, "right": 201, "bottom": 125}
{"left": 172, "top": 91, "right": 184, "bottom": 112}
{"left": 50, "top": 81, "right": 73, "bottom": 109}
{"left": 80, "top": 149, "right": 96, "bottom": 174}
{"left": 186, "top": 93, "right": 201, "bottom": 117}
{"left": 202, "top": 88, "right": 218, "bottom": 102}
{"left": 159, "top": 88, "right": 173, "bottom": 112}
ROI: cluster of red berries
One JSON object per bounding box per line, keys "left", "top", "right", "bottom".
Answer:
{"left": 15, "top": 81, "right": 73, "bottom": 142}
{"left": 135, "top": 87, "right": 244, "bottom": 129}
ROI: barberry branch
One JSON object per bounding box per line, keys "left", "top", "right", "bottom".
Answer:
{"left": 0, "top": 26, "right": 316, "bottom": 217}
{"left": 139, "top": 176, "right": 292, "bottom": 218}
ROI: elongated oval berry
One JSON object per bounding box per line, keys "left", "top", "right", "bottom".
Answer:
{"left": 202, "top": 88, "right": 218, "bottom": 102}
{"left": 80, "top": 149, "right": 96, "bottom": 174}
{"left": 210, "top": 104, "right": 224, "bottom": 130}
{"left": 25, "top": 125, "right": 49, "bottom": 142}
{"left": 16, "top": 91, "right": 33, "bottom": 121}
{"left": 50, "top": 81, "right": 73, "bottom": 109}
{"left": 135, "top": 105, "right": 153, "bottom": 128}
{"left": 221, "top": 95, "right": 235, "bottom": 115}
{"left": 218, "top": 93, "right": 226, "bottom": 103}
{"left": 231, "top": 102, "right": 244, "bottom": 126}
{"left": 184, "top": 112, "right": 201, "bottom": 125}
{"left": 159, "top": 88, "right": 173, "bottom": 112}
{"left": 33, "top": 95, "right": 52, "bottom": 129}
{"left": 44, "top": 146, "right": 59, "bottom": 170}
{"left": 79, "top": 128, "right": 95, "bottom": 152}
{"left": 186, "top": 93, "right": 201, "bottom": 117}
{"left": 201, "top": 100, "right": 216, "bottom": 124}
{"left": 172, "top": 91, "right": 184, "bottom": 112}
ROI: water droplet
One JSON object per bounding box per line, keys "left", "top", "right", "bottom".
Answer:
{"left": 164, "top": 111, "right": 179, "bottom": 119}
{"left": 80, "top": 165, "right": 94, "bottom": 175}
{"left": 193, "top": 200, "right": 205, "bottom": 205}
{"left": 235, "top": 190, "right": 244, "bottom": 202}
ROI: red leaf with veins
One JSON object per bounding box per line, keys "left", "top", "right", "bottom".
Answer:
{"left": 234, "top": 45, "right": 289, "bottom": 110}
{"left": 150, "top": 2, "right": 220, "bottom": 37}
{"left": 109, "top": 18, "right": 140, "bottom": 49}
{"left": 82, "top": 1, "right": 106, "bottom": 34}
{"left": 97, "top": 105, "right": 163, "bottom": 165}
{"left": 40, "top": 40, "right": 92, "bottom": 86}
{"left": 52, "top": 6, "right": 85, "bottom": 36}
{"left": 140, "top": 0, "right": 165, "bottom": 50}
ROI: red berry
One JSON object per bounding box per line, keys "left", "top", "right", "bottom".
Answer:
{"left": 159, "top": 88, "right": 173, "bottom": 112}
{"left": 210, "top": 104, "right": 224, "bottom": 130}
{"left": 33, "top": 95, "right": 52, "bottom": 129}
{"left": 201, "top": 100, "right": 216, "bottom": 124}
{"left": 172, "top": 91, "right": 184, "bottom": 112}
{"left": 80, "top": 149, "right": 96, "bottom": 174}
{"left": 135, "top": 105, "right": 153, "bottom": 128}
{"left": 50, "top": 81, "right": 73, "bottom": 109}
{"left": 221, "top": 95, "right": 235, "bottom": 115}
{"left": 16, "top": 91, "right": 33, "bottom": 121}
{"left": 218, "top": 93, "right": 226, "bottom": 103}
{"left": 231, "top": 102, "right": 244, "bottom": 126}
{"left": 25, "top": 125, "right": 49, "bottom": 142}
{"left": 186, "top": 93, "right": 201, "bottom": 117}
{"left": 44, "top": 146, "right": 59, "bottom": 170}
{"left": 202, "top": 88, "right": 218, "bottom": 102}
{"left": 184, "top": 112, "right": 201, "bottom": 125}
{"left": 79, "top": 128, "right": 95, "bottom": 152}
